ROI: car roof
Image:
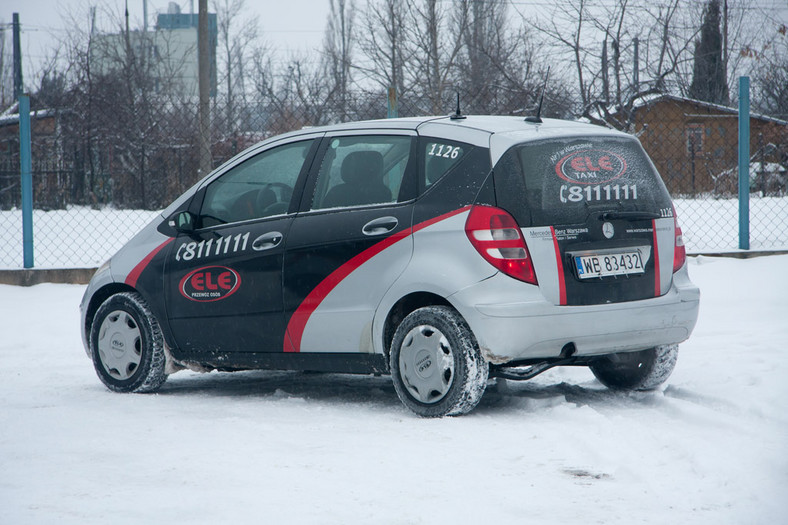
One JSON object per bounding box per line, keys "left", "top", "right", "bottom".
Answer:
{"left": 272, "top": 115, "right": 632, "bottom": 165}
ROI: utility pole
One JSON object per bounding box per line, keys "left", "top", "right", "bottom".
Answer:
{"left": 722, "top": 0, "right": 729, "bottom": 79}
{"left": 198, "top": 0, "right": 212, "bottom": 177}
{"left": 633, "top": 37, "right": 639, "bottom": 92}
{"left": 13, "top": 13, "right": 22, "bottom": 101}
{"left": 601, "top": 39, "right": 609, "bottom": 105}
{"left": 124, "top": 0, "right": 131, "bottom": 67}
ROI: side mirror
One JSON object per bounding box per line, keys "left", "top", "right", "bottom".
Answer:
{"left": 169, "top": 210, "right": 196, "bottom": 233}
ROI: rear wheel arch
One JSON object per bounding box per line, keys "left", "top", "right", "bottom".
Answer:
{"left": 382, "top": 292, "right": 454, "bottom": 361}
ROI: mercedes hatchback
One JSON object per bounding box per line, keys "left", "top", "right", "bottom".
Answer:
{"left": 80, "top": 115, "right": 700, "bottom": 417}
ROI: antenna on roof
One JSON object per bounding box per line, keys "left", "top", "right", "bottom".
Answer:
{"left": 450, "top": 92, "right": 466, "bottom": 120}
{"left": 525, "top": 67, "right": 551, "bottom": 124}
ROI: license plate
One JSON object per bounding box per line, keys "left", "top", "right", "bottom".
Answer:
{"left": 574, "top": 251, "right": 644, "bottom": 279}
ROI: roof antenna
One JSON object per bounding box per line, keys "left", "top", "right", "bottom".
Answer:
{"left": 525, "top": 67, "right": 550, "bottom": 124}
{"left": 450, "top": 92, "right": 466, "bottom": 120}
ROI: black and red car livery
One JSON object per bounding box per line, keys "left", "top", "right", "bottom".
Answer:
{"left": 80, "top": 116, "right": 700, "bottom": 417}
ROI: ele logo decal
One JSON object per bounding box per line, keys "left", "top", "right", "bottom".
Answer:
{"left": 556, "top": 149, "right": 627, "bottom": 184}
{"left": 179, "top": 266, "right": 241, "bottom": 302}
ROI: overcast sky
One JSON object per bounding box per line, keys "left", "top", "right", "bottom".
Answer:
{"left": 4, "top": 0, "right": 788, "bottom": 93}
{"left": 4, "top": 0, "right": 330, "bottom": 85}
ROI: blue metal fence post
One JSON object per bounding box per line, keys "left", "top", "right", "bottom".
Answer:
{"left": 387, "top": 86, "right": 398, "bottom": 119}
{"left": 20, "top": 93, "right": 34, "bottom": 268}
{"left": 738, "top": 76, "right": 750, "bottom": 251}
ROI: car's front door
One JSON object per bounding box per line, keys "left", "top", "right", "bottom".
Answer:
{"left": 283, "top": 132, "right": 418, "bottom": 354}
{"left": 164, "top": 137, "right": 320, "bottom": 357}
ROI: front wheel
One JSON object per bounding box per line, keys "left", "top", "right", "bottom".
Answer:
{"left": 90, "top": 292, "right": 168, "bottom": 393}
{"left": 589, "top": 344, "right": 679, "bottom": 391}
{"left": 390, "top": 306, "right": 488, "bottom": 417}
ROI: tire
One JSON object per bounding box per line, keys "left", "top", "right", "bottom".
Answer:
{"left": 589, "top": 344, "right": 679, "bottom": 391}
{"left": 390, "top": 306, "right": 488, "bottom": 417}
{"left": 90, "top": 292, "right": 168, "bottom": 393}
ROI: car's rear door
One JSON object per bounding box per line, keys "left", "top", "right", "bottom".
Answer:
{"left": 282, "top": 131, "right": 418, "bottom": 354}
{"left": 493, "top": 135, "right": 676, "bottom": 306}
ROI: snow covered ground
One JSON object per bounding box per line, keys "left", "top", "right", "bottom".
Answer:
{"left": 1, "top": 255, "right": 787, "bottom": 524}
{"left": 1, "top": 196, "right": 787, "bottom": 269}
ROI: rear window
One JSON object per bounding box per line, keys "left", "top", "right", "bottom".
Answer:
{"left": 493, "top": 136, "right": 673, "bottom": 227}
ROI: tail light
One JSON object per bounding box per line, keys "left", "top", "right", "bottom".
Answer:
{"left": 464, "top": 205, "right": 537, "bottom": 285}
{"left": 673, "top": 212, "right": 686, "bottom": 273}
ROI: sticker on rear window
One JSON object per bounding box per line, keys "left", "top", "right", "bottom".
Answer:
{"left": 427, "top": 143, "right": 462, "bottom": 159}
{"left": 555, "top": 149, "right": 627, "bottom": 185}
{"left": 559, "top": 183, "right": 638, "bottom": 203}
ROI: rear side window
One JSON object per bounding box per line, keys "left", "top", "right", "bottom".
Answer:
{"left": 311, "top": 135, "right": 414, "bottom": 210}
{"left": 494, "top": 136, "right": 673, "bottom": 227}
{"left": 421, "top": 138, "right": 469, "bottom": 191}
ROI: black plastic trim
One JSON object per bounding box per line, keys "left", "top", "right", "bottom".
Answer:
{"left": 170, "top": 350, "right": 390, "bottom": 375}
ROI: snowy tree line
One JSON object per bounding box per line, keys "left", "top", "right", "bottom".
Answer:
{"left": 0, "top": 0, "right": 786, "bottom": 209}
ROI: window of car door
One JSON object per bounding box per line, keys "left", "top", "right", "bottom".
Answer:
{"left": 199, "top": 139, "right": 315, "bottom": 228}
{"left": 310, "top": 135, "right": 415, "bottom": 210}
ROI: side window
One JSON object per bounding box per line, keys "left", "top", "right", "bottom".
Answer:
{"left": 311, "top": 135, "right": 413, "bottom": 210}
{"left": 421, "top": 138, "right": 470, "bottom": 192}
{"left": 199, "top": 140, "right": 314, "bottom": 227}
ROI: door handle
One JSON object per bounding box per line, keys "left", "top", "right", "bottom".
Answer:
{"left": 252, "top": 231, "right": 283, "bottom": 251}
{"left": 362, "top": 216, "right": 398, "bottom": 236}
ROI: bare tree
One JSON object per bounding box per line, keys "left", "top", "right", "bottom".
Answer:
{"left": 323, "top": 0, "right": 355, "bottom": 121}
{"left": 253, "top": 53, "right": 333, "bottom": 133}
{"left": 357, "top": 0, "right": 412, "bottom": 97}
{"left": 524, "top": 0, "right": 703, "bottom": 129}
{"left": 0, "top": 23, "right": 13, "bottom": 108}
{"left": 39, "top": 4, "right": 203, "bottom": 208}
{"left": 213, "top": 0, "right": 261, "bottom": 135}
{"left": 456, "top": 0, "right": 522, "bottom": 113}
{"left": 752, "top": 24, "right": 788, "bottom": 120}
{"left": 407, "top": 0, "right": 467, "bottom": 114}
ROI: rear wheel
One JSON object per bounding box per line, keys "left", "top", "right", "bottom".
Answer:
{"left": 390, "top": 306, "right": 488, "bottom": 417}
{"left": 90, "top": 292, "right": 167, "bottom": 393}
{"left": 589, "top": 344, "right": 678, "bottom": 391}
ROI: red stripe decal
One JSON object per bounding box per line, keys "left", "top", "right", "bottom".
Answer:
{"left": 652, "top": 219, "right": 661, "bottom": 297}
{"left": 284, "top": 206, "right": 472, "bottom": 353}
{"left": 125, "top": 238, "right": 174, "bottom": 288}
{"left": 550, "top": 226, "right": 567, "bottom": 306}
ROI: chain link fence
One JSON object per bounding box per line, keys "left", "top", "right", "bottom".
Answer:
{"left": 1, "top": 90, "right": 786, "bottom": 269}
{"left": 634, "top": 96, "right": 788, "bottom": 253}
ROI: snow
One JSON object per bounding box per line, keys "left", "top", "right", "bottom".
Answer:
{"left": 1, "top": 255, "right": 787, "bottom": 524}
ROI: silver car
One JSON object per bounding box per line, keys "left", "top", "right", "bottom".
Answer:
{"left": 80, "top": 115, "right": 700, "bottom": 417}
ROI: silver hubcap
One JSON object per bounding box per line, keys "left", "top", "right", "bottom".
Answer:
{"left": 398, "top": 325, "right": 454, "bottom": 404}
{"left": 97, "top": 310, "right": 142, "bottom": 380}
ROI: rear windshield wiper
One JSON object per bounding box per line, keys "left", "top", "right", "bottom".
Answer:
{"left": 598, "top": 210, "right": 661, "bottom": 221}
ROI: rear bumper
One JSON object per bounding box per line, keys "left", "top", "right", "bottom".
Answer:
{"left": 449, "top": 265, "right": 700, "bottom": 363}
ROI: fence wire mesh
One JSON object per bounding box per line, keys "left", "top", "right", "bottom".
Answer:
{"left": 1, "top": 89, "right": 786, "bottom": 269}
